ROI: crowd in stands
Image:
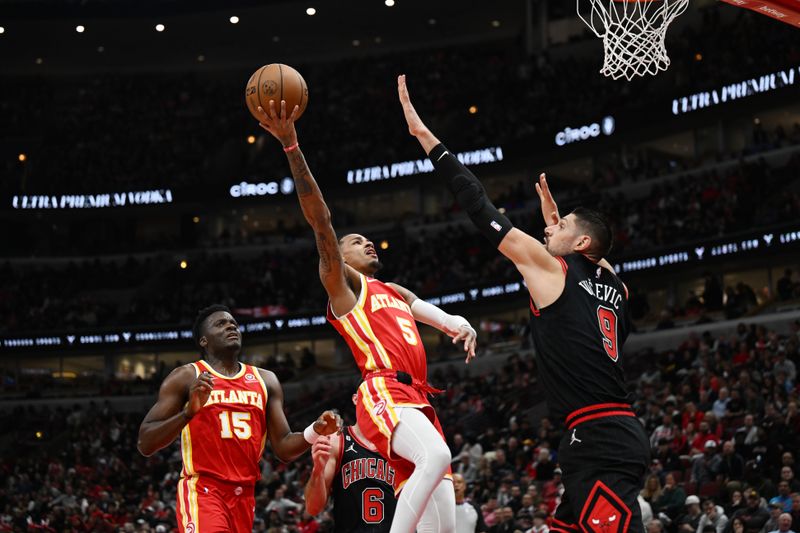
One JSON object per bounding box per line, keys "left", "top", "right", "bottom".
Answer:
{"left": 0, "top": 317, "right": 798, "bottom": 532}
{"left": 2, "top": 148, "right": 799, "bottom": 335}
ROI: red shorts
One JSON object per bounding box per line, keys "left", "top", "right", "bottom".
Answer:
{"left": 356, "top": 374, "right": 452, "bottom": 495}
{"left": 176, "top": 476, "right": 255, "bottom": 533}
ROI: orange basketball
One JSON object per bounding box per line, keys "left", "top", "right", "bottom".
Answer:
{"left": 245, "top": 64, "right": 309, "bottom": 123}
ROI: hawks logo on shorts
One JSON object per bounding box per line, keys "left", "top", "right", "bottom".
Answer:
{"left": 373, "top": 399, "right": 387, "bottom": 416}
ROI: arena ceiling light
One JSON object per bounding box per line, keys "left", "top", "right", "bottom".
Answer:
{"left": 229, "top": 16, "right": 239, "bottom": 24}
{"left": 0, "top": 27, "right": 5, "bottom": 34}
{"left": 155, "top": 23, "right": 165, "bottom": 32}
{"left": 75, "top": 25, "right": 85, "bottom": 33}
{"left": 306, "top": 7, "right": 316, "bottom": 15}
{"left": 385, "top": 0, "right": 395, "bottom": 6}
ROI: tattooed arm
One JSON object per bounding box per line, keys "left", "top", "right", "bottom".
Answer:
{"left": 256, "top": 100, "right": 357, "bottom": 316}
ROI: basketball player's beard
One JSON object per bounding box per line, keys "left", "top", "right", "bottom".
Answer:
{"left": 368, "top": 259, "right": 383, "bottom": 274}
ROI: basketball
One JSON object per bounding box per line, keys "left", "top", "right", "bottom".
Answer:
{"left": 245, "top": 63, "right": 309, "bottom": 123}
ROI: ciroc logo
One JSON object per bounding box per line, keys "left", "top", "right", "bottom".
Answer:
{"left": 555, "top": 116, "right": 615, "bottom": 147}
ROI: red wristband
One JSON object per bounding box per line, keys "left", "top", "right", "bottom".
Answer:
{"left": 283, "top": 142, "right": 299, "bottom": 153}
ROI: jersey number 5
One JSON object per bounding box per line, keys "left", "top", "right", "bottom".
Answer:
{"left": 396, "top": 317, "right": 419, "bottom": 345}
{"left": 596, "top": 305, "right": 619, "bottom": 362}
{"left": 218, "top": 411, "right": 252, "bottom": 440}
{"left": 362, "top": 488, "right": 385, "bottom": 523}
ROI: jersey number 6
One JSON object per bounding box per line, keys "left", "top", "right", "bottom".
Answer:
{"left": 596, "top": 305, "right": 619, "bottom": 362}
{"left": 362, "top": 487, "right": 385, "bottom": 523}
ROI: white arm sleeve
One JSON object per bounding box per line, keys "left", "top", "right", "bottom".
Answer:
{"left": 410, "top": 299, "right": 475, "bottom": 337}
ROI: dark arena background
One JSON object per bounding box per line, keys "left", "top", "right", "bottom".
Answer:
{"left": 2, "top": 0, "right": 800, "bottom": 531}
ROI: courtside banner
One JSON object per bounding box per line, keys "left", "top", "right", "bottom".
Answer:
{"left": 720, "top": 0, "right": 800, "bottom": 27}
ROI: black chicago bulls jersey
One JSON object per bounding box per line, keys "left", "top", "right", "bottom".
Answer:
{"left": 529, "top": 253, "right": 634, "bottom": 423}
{"left": 332, "top": 427, "right": 397, "bottom": 533}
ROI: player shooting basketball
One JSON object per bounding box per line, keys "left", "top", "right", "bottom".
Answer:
{"left": 256, "top": 100, "right": 478, "bottom": 533}
{"left": 398, "top": 75, "right": 650, "bottom": 533}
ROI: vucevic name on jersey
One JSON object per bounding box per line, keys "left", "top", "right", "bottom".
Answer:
{"left": 528, "top": 254, "right": 634, "bottom": 423}
{"left": 332, "top": 428, "right": 397, "bottom": 533}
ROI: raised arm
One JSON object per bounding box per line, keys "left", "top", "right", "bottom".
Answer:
{"left": 138, "top": 366, "right": 213, "bottom": 456}
{"left": 397, "top": 75, "right": 564, "bottom": 307}
{"left": 257, "top": 101, "right": 357, "bottom": 317}
{"left": 387, "top": 282, "right": 477, "bottom": 362}
{"left": 303, "top": 433, "right": 341, "bottom": 515}
{"left": 260, "top": 368, "right": 341, "bottom": 463}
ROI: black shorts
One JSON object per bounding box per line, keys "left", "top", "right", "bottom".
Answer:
{"left": 552, "top": 406, "right": 651, "bottom": 533}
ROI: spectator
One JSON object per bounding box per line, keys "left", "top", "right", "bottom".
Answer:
{"left": 771, "top": 482, "right": 794, "bottom": 513}
{"left": 531, "top": 510, "right": 550, "bottom": 533}
{"left": 714, "top": 388, "right": 731, "bottom": 420}
{"left": 767, "top": 513, "right": 797, "bottom": 533}
{"left": 718, "top": 441, "right": 746, "bottom": 483}
{"left": 642, "top": 475, "right": 663, "bottom": 507}
{"left": 696, "top": 498, "right": 729, "bottom": 533}
{"left": 679, "top": 496, "right": 704, "bottom": 533}
{"left": 790, "top": 494, "right": 800, "bottom": 528}
{"left": 264, "top": 486, "right": 303, "bottom": 519}
{"left": 647, "top": 519, "right": 665, "bottom": 533}
{"left": 765, "top": 503, "right": 787, "bottom": 533}
{"left": 653, "top": 473, "right": 687, "bottom": 520}
{"left": 692, "top": 440, "right": 722, "bottom": 485}
{"left": 727, "top": 489, "right": 770, "bottom": 533}
{"left": 652, "top": 414, "right": 679, "bottom": 449}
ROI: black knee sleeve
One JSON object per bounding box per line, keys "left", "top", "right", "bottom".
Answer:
{"left": 429, "top": 143, "right": 513, "bottom": 247}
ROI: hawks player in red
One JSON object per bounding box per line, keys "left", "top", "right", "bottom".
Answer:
{"left": 257, "top": 101, "right": 478, "bottom": 533}
{"left": 137, "top": 304, "right": 341, "bottom": 533}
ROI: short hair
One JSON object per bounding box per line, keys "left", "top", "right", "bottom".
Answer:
{"left": 571, "top": 206, "right": 613, "bottom": 260}
{"left": 192, "top": 304, "right": 232, "bottom": 352}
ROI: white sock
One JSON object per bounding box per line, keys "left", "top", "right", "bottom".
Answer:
{"left": 417, "top": 479, "right": 456, "bottom": 533}
{"left": 388, "top": 407, "right": 453, "bottom": 533}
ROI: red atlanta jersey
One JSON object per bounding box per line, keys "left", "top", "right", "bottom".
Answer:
{"left": 327, "top": 274, "right": 428, "bottom": 382}
{"left": 180, "top": 360, "right": 269, "bottom": 485}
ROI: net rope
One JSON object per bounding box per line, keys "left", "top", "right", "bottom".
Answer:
{"left": 577, "top": 0, "right": 689, "bottom": 80}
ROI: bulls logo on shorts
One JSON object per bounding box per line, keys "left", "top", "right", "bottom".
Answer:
{"left": 579, "top": 481, "right": 631, "bottom": 533}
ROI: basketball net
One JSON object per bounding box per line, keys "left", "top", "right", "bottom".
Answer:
{"left": 577, "top": 0, "right": 689, "bottom": 81}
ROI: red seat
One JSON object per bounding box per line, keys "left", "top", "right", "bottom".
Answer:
{"left": 699, "top": 481, "right": 720, "bottom": 498}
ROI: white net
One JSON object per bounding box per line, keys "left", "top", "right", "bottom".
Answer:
{"left": 577, "top": 0, "right": 689, "bottom": 81}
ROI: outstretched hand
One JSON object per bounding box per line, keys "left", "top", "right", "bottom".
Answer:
{"left": 397, "top": 75, "right": 429, "bottom": 138}
{"left": 397, "top": 75, "right": 441, "bottom": 155}
{"left": 256, "top": 100, "right": 299, "bottom": 148}
{"left": 452, "top": 325, "right": 478, "bottom": 364}
{"left": 535, "top": 173, "right": 560, "bottom": 226}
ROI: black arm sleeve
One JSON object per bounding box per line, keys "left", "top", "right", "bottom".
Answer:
{"left": 429, "top": 143, "right": 513, "bottom": 247}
